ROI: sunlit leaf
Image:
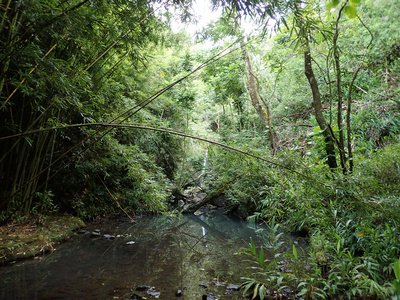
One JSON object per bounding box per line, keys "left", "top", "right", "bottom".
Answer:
{"left": 253, "top": 283, "right": 260, "bottom": 299}
{"left": 344, "top": 4, "right": 357, "bottom": 18}
{"left": 327, "top": 0, "right": 340, "bottom": 10}
{"left": 331, "top": 0, "right": 340, "bottom": 7}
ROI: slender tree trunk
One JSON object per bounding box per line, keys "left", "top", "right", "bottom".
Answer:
{"left": 333, "top": 2, "right": 348, "bottom": 174}
{"left": 241, "top": 41, "right": 277, "bottom": 154}
{"left": 304, "top": 40, "right": 338, "bottom": 170}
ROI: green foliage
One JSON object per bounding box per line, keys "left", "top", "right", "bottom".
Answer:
{"left": 357, "top": 144, "right": 400, "bottom": 195}
{"left": 241, "top": 219, "right": 317, "bottom": 299}
{"left": 393, "top": 258, "right": 400, "bottom": 299}
{"left": 55, "top": 134, "right": 173, "bottom": 219}
{"left": 236, "top": 143, "right": 400, "bottom": 298}
{"left": 0, "top": 0, "right": 197, "bottom": 220}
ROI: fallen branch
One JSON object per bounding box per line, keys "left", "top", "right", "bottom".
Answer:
{"left": 183, "top": 177, "right": 239, "bottom": 213}
{"left": 279, "top": 123, "right": 313, "bottom": 128}
{"left": 0, "top": 121, "right": 328, "bottom": 187}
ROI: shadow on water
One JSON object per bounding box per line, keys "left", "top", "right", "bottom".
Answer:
{"left": 0, "top": 210, "right": 307, "bottom": 299}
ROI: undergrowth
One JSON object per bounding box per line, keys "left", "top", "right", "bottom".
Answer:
{"left": 237, "top": 143, "right": 400, "bottom": 299}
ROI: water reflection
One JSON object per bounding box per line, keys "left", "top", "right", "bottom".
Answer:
{"left": 0, "top": 211, "right": 306, "bottom": 299}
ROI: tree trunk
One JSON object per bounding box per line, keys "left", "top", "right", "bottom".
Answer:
{"left": 333, "top": 3, "right": 348, "bottom": 174}
{"left": 241, "top": 41, "right": 277, "bottom": 154}
{"left": 304, "top": 41, "right": 338, "bottom": 170}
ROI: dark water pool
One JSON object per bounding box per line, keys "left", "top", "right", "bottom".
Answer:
{"left": 0, "top": 210, "right": 306, "bottom": 299}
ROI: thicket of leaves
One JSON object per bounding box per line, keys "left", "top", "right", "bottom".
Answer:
{"left": 0, "top": 0, "right": 194, "bottom": 221}
{"left": 190, "top": 0, "right": 400, "bottom": 298}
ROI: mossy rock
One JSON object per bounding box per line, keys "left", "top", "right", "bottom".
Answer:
{"left": 0, "top": 215, "right": 85, "bottom": 264}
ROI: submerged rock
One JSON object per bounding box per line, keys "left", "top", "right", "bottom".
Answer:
{"left": 136, "top": 286, "right": 151, "bottom": 291}
{"left": 199, "top": 284, "right": 208, "bottom": 289}
{"left": 280, "top": 287, "right": 291, "bottom": 298}
{"left": 103, "top": 234, "right": 115, "bottom": 240}
{"left": 226, "top": 284, "right": 240, "bottom": 291}
{"left": 147, "top": 289, "right": 161, "bottom": 297}
{"left": 212, "top": 196, "right": 227, "bottom": 207}
{"left": 193, "top": 192, "right": 207, "bottom": 203}
{"left": 202, "top": 294, "right": 215, "bottom": 300}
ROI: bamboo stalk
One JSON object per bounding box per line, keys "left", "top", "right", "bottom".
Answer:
{"left": 1, "top": 43, "right": 58, "bottom": 110}
{"left": 0, "top": 37, "right": 247, "bottom": 210}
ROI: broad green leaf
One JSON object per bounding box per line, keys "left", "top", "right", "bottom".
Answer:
{"left": 350, "top": 0, "right": 361, "bottom": 4}
{"left": 250, "top": 238, "right": 256, "bottom": 255}
{"left": 259, "top": 285, "right": 266, "bottom": 300}
{"left": 243, "top": 282, "right": 254, "bottom": 294}
{"left": 259, "top": 247, "right": 265, "bottom": 268}
{"left": 327, "top": 0, "right": 340, "bottom": 10}
{"left": 292, "top": 245, "right": 298, "bottom": 261}
{"left": 331, "top": 0, "right": 340, "bottom": 7}
{"left": 297, "top": 288, "right": 308, "bottom": 296}
{"left": 394, "top": 258, "right": 400, "bottom": 279}
{"left": 344, "top": 4, "right": 357, "bottom": 18}
{"left": 312, "top": 126, "right": 322, "bottom": 133}
{"left": 393, "top": 279, "right": 400, "bottom": 291}
{"left": 336, "top": 238, "right": 341, "bottom": 254}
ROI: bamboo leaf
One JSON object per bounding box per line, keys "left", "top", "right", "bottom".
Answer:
{"left": 292, "top": 245, "right": 298, "bottom": 261}
{"left": 394, "top": 258, "right": 400, "bottom": 280}
{"left": 259, "top": 285, "right": 266, "bottom": 300}
{"left": 253, "top": 283, "right": 260, "bottom": 299}
{"left": 259, "top": 247, "right": 265, "bottom": 268}
{"left": 243, "top": 281, "right": 254, "bottom": 294}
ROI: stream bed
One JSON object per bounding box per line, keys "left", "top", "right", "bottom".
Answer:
{"left": 0, "top": 210, "right": 307, "bottom": 299}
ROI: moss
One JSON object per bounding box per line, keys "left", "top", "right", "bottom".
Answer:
{"left": 0, "top": 215, "right": 85, "bottom": 264}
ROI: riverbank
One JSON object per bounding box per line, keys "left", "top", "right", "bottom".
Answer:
{"left": 0, "top": 215, "right": 85, "bottom": 264}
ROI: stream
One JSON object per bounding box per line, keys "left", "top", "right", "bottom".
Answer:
{"left": 0, "top": 210, "right": 307, "bottom": 299}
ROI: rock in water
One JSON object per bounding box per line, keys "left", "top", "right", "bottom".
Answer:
{"left": 226, "top": 284, "right": 240, "bottom": 291}
{"left": 199, "top": 284, "right": 208, "bottom": 289}
{"left": 147, "top": 288, "right": 161, "bottom": 297}
{"left": 136, "top": 286, "right": 151, "bottom": 291}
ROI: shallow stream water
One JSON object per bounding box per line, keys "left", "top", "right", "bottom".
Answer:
{"left": 0, "top": 210, "right": 307, "bottom": 299}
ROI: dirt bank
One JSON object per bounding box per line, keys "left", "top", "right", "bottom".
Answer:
{"left": 0, "top": 215, "right": 85, "bottom": 264}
